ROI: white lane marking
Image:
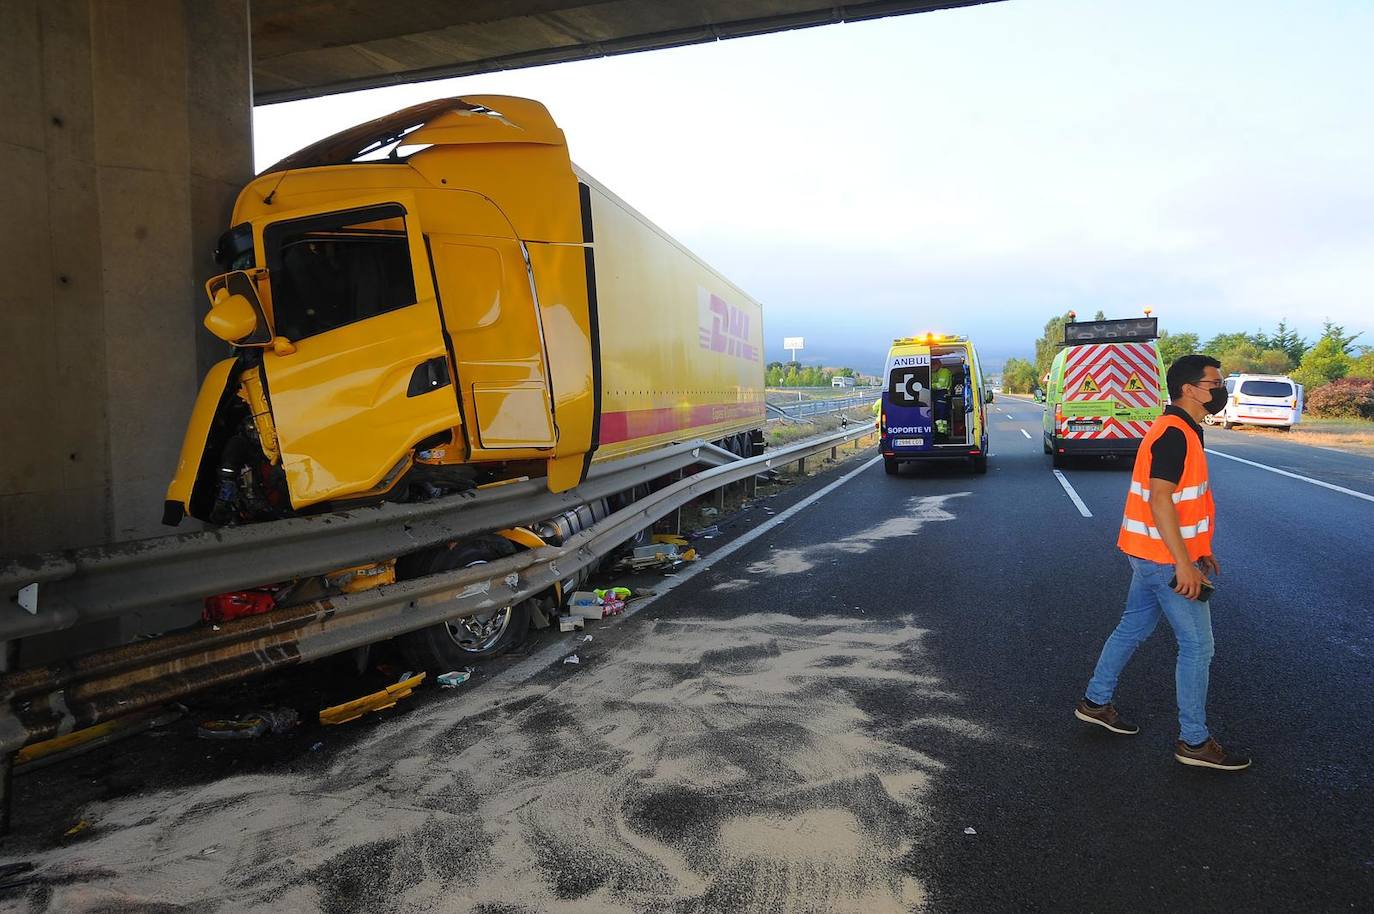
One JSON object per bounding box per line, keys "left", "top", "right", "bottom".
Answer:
{"left": 490, "top": 455, "right": 884, "bottom": 688}
{"left": 1020, "top": 429, "right": 1032, "bottom": 439}
{"left": 1206, "top": 448, "right": 1374, "bottom": 504}
{"left": 1004, "top": 415, "right": 1014, "bottom": 420}
{"left": 1052, "top": 469, "right": 1093, "bottom": 517}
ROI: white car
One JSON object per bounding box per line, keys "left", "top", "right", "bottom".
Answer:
{"left": 1205, "top": 374, "right": 1304, "bottom": 429}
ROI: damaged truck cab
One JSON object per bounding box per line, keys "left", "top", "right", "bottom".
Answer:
{"left": 166, "top": 96, "right": 599, "bottom": 527}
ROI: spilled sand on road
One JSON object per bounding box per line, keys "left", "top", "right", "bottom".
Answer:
{"left": 12, "top": 610, "right": 975, "bottom": 914}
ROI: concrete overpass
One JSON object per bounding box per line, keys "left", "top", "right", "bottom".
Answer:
{"left": 2, "top": 0, "right": 1001, "bottom": 559}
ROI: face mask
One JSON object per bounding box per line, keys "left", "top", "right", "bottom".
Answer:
{"left": 1204, "top": 386, "right": 1227, "bottom": 415}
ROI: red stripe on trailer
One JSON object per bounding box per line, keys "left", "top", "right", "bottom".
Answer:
{"left": 599, "top": 402, "right": 765, "bottom": 444}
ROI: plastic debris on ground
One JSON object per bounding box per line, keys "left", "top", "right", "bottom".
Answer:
{"left": 558, "top": 615, "right": 585, "bottom": 632}
{"left": 437, "top": 668, "right": 475, "bottom": 689}
{"left": 700, "top": 506, "right": 720, "bottom": 517}
{"left": 196, "top": 708, "right": 299, "bottom": 740}
{"left": 18, "top": 705, "right": 184, "bottom": 769}
{"left": 63, "top": 820, "right": 90, "bottom": 839}
{"left": 651, "top": 534, "right": 689, "bottom": 546}
{"left": 319, "top": 672, "right": 426, "bottom": 726}
{"left": 689, "top": 525, "right": 720, "bottom": 540}
{"left": 582, "top": 635, "right": 593, "bottom": 642}
{"left": 563, "top": 654, "right": 580, "bottom": 665}
{"left": 964, "top": 826, "right": 977, "bottom": 835}
{"left": 617, "top": 544, "right": 697, "bottom": 573}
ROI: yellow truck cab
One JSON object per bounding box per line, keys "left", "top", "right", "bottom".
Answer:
{"left": 1042, "top": 315, "right": 1165, "bottom": 468}
{"left": 165, "top": 96, "right": 766, "bottom": 528}
{"left": 879, "top": 334, "right": 991, "bottom": 475}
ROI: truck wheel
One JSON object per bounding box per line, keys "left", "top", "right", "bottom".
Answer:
{"left": 884, "top": 457, "right": 899, "bottom": 475}
{"left": 395, "top": 536, "right": 533, "bottom": 669}
{"left": 972, "top": 455, "right": 988, "bottom": 474}
{"left": 1043, "top": 437, "right": 1052, "bottom": 455}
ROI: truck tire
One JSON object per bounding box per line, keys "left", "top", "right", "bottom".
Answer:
{"left": 883, "top": 457, "right": 899, "bottom": 476}
{"left": 1043, "top": 437, "right": 1052, "bottom": 455}
{"left": 972, "top": 455, "right": 988, "bottom": 474}
{"left": 395, "top": 536, "right": 533, "bottom": 669}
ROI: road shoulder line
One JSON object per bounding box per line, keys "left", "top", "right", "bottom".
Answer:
{"left": 1205, "top": 448, "right": 1374, "bottom": 504}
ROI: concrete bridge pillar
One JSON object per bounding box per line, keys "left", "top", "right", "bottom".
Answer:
{"left": 1, "top": 0, "right": 253, "bottom": 557}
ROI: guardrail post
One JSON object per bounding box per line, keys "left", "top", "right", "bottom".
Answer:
{"left": 797, "top": 456, "right": 806, "bottom": 475}
{"left": 830, "top": 446, "right": 838, "bottom": 461}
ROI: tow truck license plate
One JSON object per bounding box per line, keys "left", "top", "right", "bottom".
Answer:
{"left": 895, "top": 438, "right": 924, "bottom": 447}
{"left": 1068, "top": 421, "right": 1101, "bottom": 432}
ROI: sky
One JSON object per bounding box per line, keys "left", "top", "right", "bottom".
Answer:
{"left": 253, "top": 0, "right": 1374, "bottom": 373}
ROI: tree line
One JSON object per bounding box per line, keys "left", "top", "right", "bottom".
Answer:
{"left": 1001, "top": 313, "right": 1373, "bottom": 395}
{"left": 765, "top": 362, "right": 862, "bottom": 387}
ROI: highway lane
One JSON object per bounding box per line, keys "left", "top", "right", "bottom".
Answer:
{"left": 5, "top": 412, "right": 1370, "bottom": 912}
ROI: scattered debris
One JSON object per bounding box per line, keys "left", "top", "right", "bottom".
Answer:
{"left": 617, "top": 544, "right": 697, "bottom": 573}
{"left": 437, "top": 669, "right": 474, "bottom": 689}
{"left": 582, "top": 634, "right": 593, "bottom": 642}
{"left": 319, "top": 672, "right": 426, "bottom": 726}
{"left": 700, "top": 506, "right": 720, "bottom": 517}
{"left": 558, "top": 615, "right": 585, "bottom": 632}
{"left": 16, "top": 705, "right": 184, "bottom": 771}
{"left": 689, "top": 525, "right": 720, "bottom": 540}
{"left": 563, "top": 654, "right": 581, "bottom": 665}
{"left": 197, "top": 708, "right": 299, "bottom": 740}
{"left": 309, "top": 741, "right": 324, "bottom": 752}
{"left": 199, "top": 846, "right": 220, "bottom": 857}
{"left": 63, "top": 820, "right": 90, "bottom": 839}
{"left": 651, "top": 534, "right": 689, "bottom": 546}
{"left": 964, "top": 826, "right": 977, "bottom": 835}
{"left": 202, "top": 588, "right": 277, "bottom": 624}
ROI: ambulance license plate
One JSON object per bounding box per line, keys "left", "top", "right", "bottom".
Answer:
{"left": 1068, "top": 421, "right": 1101, "bottom": 433}
{"left": 895, "top": 438, "right": 924, "bottom": 447}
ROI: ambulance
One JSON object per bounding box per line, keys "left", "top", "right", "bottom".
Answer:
{"left": 1042, "top": 314, "right": 1166, "bottom": 468}
{"left": 879, "top": 334, "right": 991, "bottom": 475}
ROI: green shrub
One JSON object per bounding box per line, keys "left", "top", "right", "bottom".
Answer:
{"left": 1305, "top": 378, "right": 1374, "bottom": 420}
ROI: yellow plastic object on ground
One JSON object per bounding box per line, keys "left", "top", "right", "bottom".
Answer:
{"left": 319, "top": 672, "right": 427, "bottom": 726}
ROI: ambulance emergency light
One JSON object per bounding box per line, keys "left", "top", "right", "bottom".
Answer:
{"left": 1063, "top": 317, "right": 1158, "bottom": 345}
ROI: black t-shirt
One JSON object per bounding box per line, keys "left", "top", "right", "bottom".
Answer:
{"left": 1150, "top": 405, "right": 1204, "bottom": 485}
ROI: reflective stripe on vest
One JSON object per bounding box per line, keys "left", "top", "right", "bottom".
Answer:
{"left": 1121, "top": 515, "right": 1211, "bottom": 540}
{"left": 1128, "top": 480, "right": 1210, "bottom": 503}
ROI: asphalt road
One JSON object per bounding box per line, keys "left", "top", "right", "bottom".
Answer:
{"left": 4, "top": 407, "right": 1371, "bottom": 912}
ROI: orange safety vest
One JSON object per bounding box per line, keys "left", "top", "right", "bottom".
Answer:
{"left": 1118, "top": 413, "right": 1215, "bottom": 563}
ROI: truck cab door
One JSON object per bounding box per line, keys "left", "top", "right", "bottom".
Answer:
{"left": 257, "top": 196, "right": 461, "bottom": 508}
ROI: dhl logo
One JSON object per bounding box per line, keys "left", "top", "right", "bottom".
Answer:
{"left": 698, "top": 288, "right": 760, "bottom": 362}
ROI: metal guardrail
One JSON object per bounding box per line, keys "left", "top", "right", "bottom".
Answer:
{"left": 768, "top": 394, "right": 877, "bottom": 420}
{"left": 0, "top": 424, "right": 878, "bottom": 761}
{"left": 0, "top": 424, "right": 879, "bottom": 833}
{"left": 0, "top": 440, "right": 739, "bottom": 643}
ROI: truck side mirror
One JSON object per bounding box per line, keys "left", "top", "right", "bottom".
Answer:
{"left": 204, "top": 289, "right": 260, "bottom": 343}
{"left": 203, "top": 270, "right": 272, "bottom": 346}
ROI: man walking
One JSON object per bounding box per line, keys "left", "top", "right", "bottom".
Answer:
{"left": 1074, "top": 354, "right": 1251, "bottom": 771}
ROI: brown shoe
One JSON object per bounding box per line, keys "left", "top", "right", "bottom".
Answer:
{"left": 1174, "top": 737, "right": 1251, "bottom": 771}
{"left": 1074, "top": 699, "right": 1139, "bottom": 735}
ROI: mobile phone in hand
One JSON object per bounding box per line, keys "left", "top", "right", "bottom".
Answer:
{"left": 1169, "top": 575, "right": 1215, "bottom": 603}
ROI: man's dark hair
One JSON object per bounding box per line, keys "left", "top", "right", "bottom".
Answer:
{"left": 1166, "top": 354, "right": 1222, "bottom": 400}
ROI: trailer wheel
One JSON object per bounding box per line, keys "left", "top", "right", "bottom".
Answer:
{"left": 884, "top": 457, "right": 899, "bottom": 476}
{"left": 395, "top": 536, "right": 532, "bottom": 669}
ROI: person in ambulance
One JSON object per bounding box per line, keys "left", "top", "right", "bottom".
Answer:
{"left": 1074, "top": 354, "right": 1252, "bottom": 772}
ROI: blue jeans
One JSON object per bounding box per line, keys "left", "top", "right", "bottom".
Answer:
{"left": 1085, "top": 555, "right": 1215, "bottom": 744}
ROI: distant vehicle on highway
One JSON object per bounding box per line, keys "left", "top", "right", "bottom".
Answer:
{"left": 832, "top": 375, "right": 856, "bottom": 388}
{"left": 1205, "top": 373, "right": 1304, "bottom": 430}
{"left": 878, "top": 333, "right": 991, "bottom": 475}
{"left": 1042, "top": 314, "right": 1166, "bottom": 468}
